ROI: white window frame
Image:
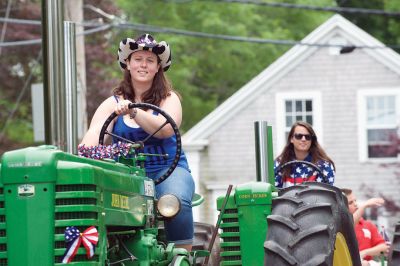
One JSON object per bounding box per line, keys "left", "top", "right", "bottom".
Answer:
{"left": 357, "top": 89, "right": 400, "bottom": 162}
{"left": 275, "top": 91, "right": 323, "bottom": 153}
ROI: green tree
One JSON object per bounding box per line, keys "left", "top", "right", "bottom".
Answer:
{"left": 336, "top": 0, "right": 400, "bottom": 52}
{"left": 0, "top": 0, "right": 42, "bottom": 153}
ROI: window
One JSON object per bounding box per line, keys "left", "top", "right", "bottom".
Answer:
{"left": 276, "top": 92, "right": 322, "bottom": 151}
{"left": 284, "top": 99, "right": 313, "bottom": 139}
{"left": 358, "top": 89, "right": 400, "bottom": 161}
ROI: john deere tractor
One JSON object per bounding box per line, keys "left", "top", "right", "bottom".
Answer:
{"left": 0, "top": 103, "right": 212, "bottom": 266}
{"left": 216, "top": 180, "right": 363, "bottom": 265}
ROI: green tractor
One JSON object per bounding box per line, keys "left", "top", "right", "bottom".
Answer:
{"left": 0, "top": 104, "right": 385, "bottom": 265}
{"left": 0, "top": 144, "right": 202, "bottom": 265}
{"left": 216, "top": 181, "right": 361, "bottom": 265}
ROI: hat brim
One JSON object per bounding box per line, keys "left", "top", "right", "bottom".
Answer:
{"left": 118, "top": 38, "right": 171, "bottom": 72}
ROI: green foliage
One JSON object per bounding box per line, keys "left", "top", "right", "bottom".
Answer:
{"left": 0, "top": 99, "right": 33, "bottom": 144}
{"left": 0, "top": 1, "right": 41, "bottom": 153}
{"left": 4, "top": 120, "right": 34, "bottom": 144}
{"left": 336, "top": 0, "right": 400, "bottom": 52}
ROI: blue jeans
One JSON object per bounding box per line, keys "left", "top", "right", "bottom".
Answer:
{"left": 147, "top": 166, "right": 195, "bottom": 245}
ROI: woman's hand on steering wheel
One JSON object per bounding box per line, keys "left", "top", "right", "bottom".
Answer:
{"left": 115, "top": 99, "right": 136, "bottom": 117}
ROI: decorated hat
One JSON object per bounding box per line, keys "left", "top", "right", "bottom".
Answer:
{"left": 117, "top": 33, "right": 172, "bottom": 72}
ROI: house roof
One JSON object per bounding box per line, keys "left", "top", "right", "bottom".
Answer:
{"left": 182, "top": 14, "right": 400, "bottom": 147}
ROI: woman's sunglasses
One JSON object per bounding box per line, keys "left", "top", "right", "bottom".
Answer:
{"left": 293, "top": 133, "right": 312, "bottom": 141}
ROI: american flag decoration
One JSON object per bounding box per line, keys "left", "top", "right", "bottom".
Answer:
{"left": 274, "top": 158, "right": 335, "bottom": 188}
{"left": 62, "top": 226, "right": 99, "bottom": 263}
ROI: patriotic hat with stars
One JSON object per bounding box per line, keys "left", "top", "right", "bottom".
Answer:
{"left": 117, "top": 33, "right": 172, "bottom": 72}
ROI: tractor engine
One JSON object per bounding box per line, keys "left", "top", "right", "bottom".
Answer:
{"left": 217, "top": 182, "right": 274, "bottom": 265}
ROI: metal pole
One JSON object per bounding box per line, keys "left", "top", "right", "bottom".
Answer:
{"left": 254, "top": 121, "right": 274, "bottom": 184}
{"left": 266, "top": 125, "right": 275, "bottom": 186}
{"left": 42, "top": 0, "right": 65, "bottom": 149}
{"left": 64, "top": 21, "right": 78, "bottom": 154}
{"left": 255, "top": 121, "right": 268, "bottom": 182}
{"left": 64, "top": 0, "right": 87, "bottom": 141}
{"left": 41, "top": 0, "right": 50, "bottom": 144}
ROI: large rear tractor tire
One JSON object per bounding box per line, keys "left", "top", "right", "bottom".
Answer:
{"left": 192, "top": 222, "right": 221, "bottom": 266}
{"left": 264, "top": 182, "right": 361, "bottom": 266}
{"left": 388, "top": 221, "right": 400, "bottom": 266}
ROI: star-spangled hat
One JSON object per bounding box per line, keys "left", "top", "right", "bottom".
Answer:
{"left": 117, "top": 33, "right": 172, "bottom": 72}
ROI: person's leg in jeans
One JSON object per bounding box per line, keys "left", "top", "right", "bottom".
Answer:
{"left": 148, "top": 166, "right": 195, "bottom": 251}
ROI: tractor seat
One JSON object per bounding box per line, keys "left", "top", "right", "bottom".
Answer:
{"left": 192, "top": 193, "right": 204, "bottom": 207}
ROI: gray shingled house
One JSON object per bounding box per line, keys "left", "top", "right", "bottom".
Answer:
{"left": 183, "top": 14, "right": 400, "bottom": 228}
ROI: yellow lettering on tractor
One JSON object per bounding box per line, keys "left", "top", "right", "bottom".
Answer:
{"left": 120, "top": 195, "right": 129, "bottom": 209}
{"left": 239, "top": 193, "right": 267, "bottom": 199}
{"left": 111, "top": 194, "right": 129, "bottom": 209}
{"left": 112, "top": 194, "right": 120, "bottom": 207}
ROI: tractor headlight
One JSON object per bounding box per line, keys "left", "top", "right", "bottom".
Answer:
{"left": 157, "top": 194, "right": 181, "bottom": 218}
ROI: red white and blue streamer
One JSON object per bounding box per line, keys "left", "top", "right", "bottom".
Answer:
{"left": 62, "top": 226, "right": 99, "bottom": 263}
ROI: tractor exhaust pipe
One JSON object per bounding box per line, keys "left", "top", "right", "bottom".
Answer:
{"left": 64, "top": 21, "right": 78, "bottom": 154}
{"left": 254, "top": 121, "right": 275, "bottom": 184}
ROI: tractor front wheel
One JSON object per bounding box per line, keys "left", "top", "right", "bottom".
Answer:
{"left": 170, "top": 255, "right": 190, "bottom": 266}
{"left": 264, "top": 182, "right": 361, "bottom": 266}
{"left": 192, "top": 222, "right": 221, "bottom": 266}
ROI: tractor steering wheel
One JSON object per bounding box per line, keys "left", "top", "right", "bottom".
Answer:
{"left": 275, "top": 160, "right": 329, "bottom": 184}
{"left": 98, "top": 102, "right": 182, "bottom": 185}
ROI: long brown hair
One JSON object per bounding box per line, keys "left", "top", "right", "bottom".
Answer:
{"left": 113, "top": 54, "right": 175, "bottom": 106}
{"left": 276, "top": 121, "right": 335, "bottom": 177}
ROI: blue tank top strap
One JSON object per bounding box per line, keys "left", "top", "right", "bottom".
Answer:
{"left": 114, "top": 95, "right": 119, "bottom": 103}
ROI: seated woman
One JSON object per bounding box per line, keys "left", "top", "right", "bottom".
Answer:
{"left": 274, "top": 121, "right": 335, "bottom": 188}
{"left": 79, "top": 33, "right": 194, "bottom": 251}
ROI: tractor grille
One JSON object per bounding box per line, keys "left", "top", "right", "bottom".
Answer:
{"left": 54, "top": 184, "right": 101, "bottom": 264}
{"left": 0, "top": 188, "right": 7, "bottom": 266}
{"left": 219, "top": 208, "right": 241, "bottom": 265}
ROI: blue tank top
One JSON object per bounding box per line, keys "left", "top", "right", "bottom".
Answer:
{"left": 112, "top": 114, "right": 189, "bottom": 173}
